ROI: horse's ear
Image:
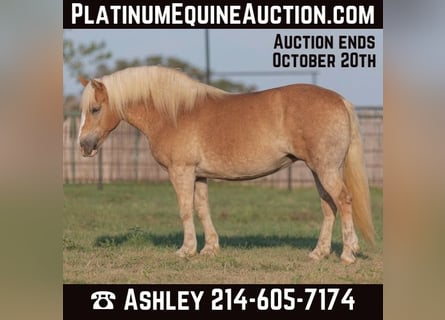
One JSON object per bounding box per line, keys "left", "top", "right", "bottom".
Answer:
{"left": 91, "top": 79, "right": 105, "bottom": 91}
{"left": 79, "top": 76, "right": 89, "bottom": 87}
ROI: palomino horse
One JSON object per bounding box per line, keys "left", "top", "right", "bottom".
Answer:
{"left": 78, "top": 66, "right": 374, "bottom": 264}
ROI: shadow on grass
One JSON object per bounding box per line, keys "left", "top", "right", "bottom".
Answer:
{"left": 94, "top": 229, "right": 343, "bottom": 253}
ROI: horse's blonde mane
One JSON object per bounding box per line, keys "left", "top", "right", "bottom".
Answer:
{"left": 81, "top": 66, "right": 226, "bottom": 122}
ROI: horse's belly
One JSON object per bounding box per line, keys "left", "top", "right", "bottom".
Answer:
{"left": 195, "top": 153, "right": 294, "bottom": 181}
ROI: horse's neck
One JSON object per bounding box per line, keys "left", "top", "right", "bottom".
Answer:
{"left": 123, "top": 103, "right": 168, "bottom": 143}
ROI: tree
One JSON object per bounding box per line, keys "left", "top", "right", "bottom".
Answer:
{"left": 63, "top": 36, "right": 112, "bottom": 79}
{"left": 63, "top": 36, "right": 256, "bottom": 96}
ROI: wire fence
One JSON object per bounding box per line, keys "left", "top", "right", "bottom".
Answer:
{"left": 63, "top": 106, "right": 382, "bottom": 188}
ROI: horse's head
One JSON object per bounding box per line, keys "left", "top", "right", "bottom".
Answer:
{"left": 78, "top": 77, "right": 121, "bottom": 157}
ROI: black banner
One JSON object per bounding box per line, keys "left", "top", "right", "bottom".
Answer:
{"left": 63, "top": 0, "right": 383, "bottom": 29}
{"left": 64, "top": 284, "right": 382, "bottom": 319}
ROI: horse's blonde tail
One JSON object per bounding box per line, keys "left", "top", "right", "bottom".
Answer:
{"left": 343, "top": 99, "right": 375, "bottom": 244}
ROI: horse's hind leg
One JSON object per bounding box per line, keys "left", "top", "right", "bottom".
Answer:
{"left": 169, "top": 166, "right": 197, "bottom": 258}
{"left": 309, "top": 172, "right": 336, "bottom": 260}
{"left": 194, "top": 178, "right": 219, "bottom": 256}
{"left": 312, "top": 169, "right": 359, "bottom": 264}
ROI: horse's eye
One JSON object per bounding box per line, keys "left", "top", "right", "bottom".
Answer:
{"left": 91, "top": 106, "right": 101, "bottom": 114}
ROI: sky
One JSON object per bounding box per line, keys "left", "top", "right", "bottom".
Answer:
{"left": 64, "top": 29, "right": 382, "bottom": 106}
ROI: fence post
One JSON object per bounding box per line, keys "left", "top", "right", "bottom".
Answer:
{"left": 205, "top": 29, "right": 210, "bottom": 84}
{"left": 69, "top": 113, "right": 77, "bottom": 183}
{"left": 97, "top": 149, "right": 103, "bottom": 190}
{"left": 287, "top": 165, "right": 292, "bottom": 191}
{"left": 134, "top": 129, "right": 141, "bottom": 181}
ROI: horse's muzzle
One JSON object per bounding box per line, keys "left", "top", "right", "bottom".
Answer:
{"left": 79, "top": 134, "right": 99, "bottom": 157}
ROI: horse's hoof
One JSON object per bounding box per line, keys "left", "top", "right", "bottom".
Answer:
{"left": 175, "top": 247, "right": 196, "bottom": 258}
{"left": 309, "top": 248, "right": 330, "bottom": 261}
{"left": 352, "top": 242, "right": 360, "bottom": 254}
{"left": 340, "top": 252, "right": 356, "bottom": 265}
{"left": 200, "top": 245, "right": 220, "bottom": 257}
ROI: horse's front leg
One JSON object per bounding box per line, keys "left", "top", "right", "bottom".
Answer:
{"left": 169, "top": 166, "right": 197, "bottom": 258}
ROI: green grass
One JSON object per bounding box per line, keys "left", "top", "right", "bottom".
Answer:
{"left": 63, "top": 182, "right": 382, "bottom": 284}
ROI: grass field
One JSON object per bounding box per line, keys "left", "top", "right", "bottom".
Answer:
{"left": 63, "top": 182, "right": 382, "bottom": 284}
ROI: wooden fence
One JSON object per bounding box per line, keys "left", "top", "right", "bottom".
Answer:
{"left": 63, "top": 106, "right": 382, "bottom": 188}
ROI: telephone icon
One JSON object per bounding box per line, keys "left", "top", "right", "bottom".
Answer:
{"left": 91, "top": 291, "right": 116, "bottom": 310}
